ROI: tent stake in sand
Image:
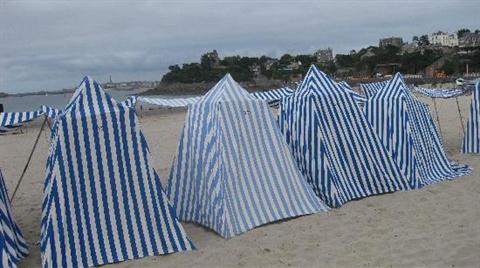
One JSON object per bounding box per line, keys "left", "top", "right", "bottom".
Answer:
{"left": 10, "top": 115, "right": 47, "bottom": 203}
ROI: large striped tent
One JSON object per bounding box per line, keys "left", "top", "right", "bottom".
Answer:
{"left": 365, "top": 73, "right": 470, "bottom": 186}
{"left": 360, "top": 80, "right": 388, "bottom": 98}
{"left": 0, "top": 169, "right": 29, "bottom": 268}
{"left": 41, "top": 77, "right": 194, "bottom": 267}
{"left": 463, "top": 81, "right": 480, "bottom": 153}
{"left": 278, "top": 65, "right": 411, "bottom": 208}
{"left": 167, "top": 74, "right": 328, "bottom": 239}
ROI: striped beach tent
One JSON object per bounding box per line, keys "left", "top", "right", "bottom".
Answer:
{"left": 365, "top": 73, "right": 470, "bottom": 186}
{"left": 463, "top": 81, "right": 480, "bottom": 153}
{"left": 0, "top": 169, "right": 29, "bottom": 268}
{"left": 0, "top": 109, "right": 44, "bottom": 128}
{"left": 167, "top": 74, "right": 328, "bottom": 239}
{"left": 337, "top": 81, "right": 367, "bottom": 104}
{"left": 41, "top": 76, "right": 194, "bottom": 267}
{"left": 250, "top": 87, "right": 294, "bottom": 103}
{"left": 360, "top": 80, "right": 388, "bottom": 98}
{"left": 41, "top": 106, "right": 61, "bottom": 120}
{"left": 137, "top": 96, "right": 201, "bottom": 108}
{"left": 413, "top": 86, "right": 464, "bottom": 99}
{"left": 121, "top": 96, "right": 137, "bottom": 109}
{"left": 278, "top": 65, "right": 411, "bottom": 208}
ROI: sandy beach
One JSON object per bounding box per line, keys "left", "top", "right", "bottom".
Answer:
{"left": 1, "top": 93, "right": 479, "bottom": 268}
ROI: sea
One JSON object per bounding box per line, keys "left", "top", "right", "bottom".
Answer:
{"left": 0, "top": 89, "right": 194, "bottom": 112}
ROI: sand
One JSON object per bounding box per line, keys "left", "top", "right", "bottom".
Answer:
{"left": 1, "top": 94, "right": 479, "bottom": 268}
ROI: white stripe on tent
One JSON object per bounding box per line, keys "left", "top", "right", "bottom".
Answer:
{"left": 40, "top": 76, "right": 194, "bottom": 267}
{"left": 463, "top": 81, "right": 480, "bottom": 153}
{"left": 360, "top": 80, "right": 388, "bottom": 98}
{"left": 167, "top": 74, "right": 328, "bottom": 239}
{"left": 365, "top": 73, "right": 470, "bottom": 186}
{"left": 278, "top": 65, "right": 412, "bottom": 208}
{"left": 0, "top": 170, "right": 29, "bottom": 268}
{"left": 413, "top": 86, "right": 464, "bottom": 98}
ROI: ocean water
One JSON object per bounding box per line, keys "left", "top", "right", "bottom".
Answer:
{"left": 0, "top": 89, "right": 184, "bottom": 112}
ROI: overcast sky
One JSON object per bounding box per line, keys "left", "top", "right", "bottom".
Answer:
{"left": 0, "top": 0, "right": 478, "bottom": 93}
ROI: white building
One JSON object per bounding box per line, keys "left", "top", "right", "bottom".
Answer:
{"left": 429, "top": 31, "right": 459, "bottom": 47}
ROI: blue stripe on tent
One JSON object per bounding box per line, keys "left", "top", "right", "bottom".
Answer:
{"left": 167, "top": 73, "right": 328, "bottom": 239}
{"left": 360, "top": 80, "right": 388, "bottom": 98}
{"left": 40, "top": 76, "right": 194, "bottom": 267}
{"left": 278, "top": 65, "right": 412, "bottom": 208}
{"left": 365, "top": 73, "right": 470, "bottom": 186}
{"left": 413, "top": 87, "right": 464, "bottom": 98}
{"left": 463, "top": 81, "right": 480, "bottom": 153}
{"left": 0, "top": 169, "right": 29, "bottom": 268}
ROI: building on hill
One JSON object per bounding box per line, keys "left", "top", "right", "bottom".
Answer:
{"left": 314, "top": 48, "right": 333, "bottom": 63}
{"left": 429, "top": 31, "right": 458, "bottom": 47}
{"left": 425, "top": 56, "right": 448, "bottom": 78}
{"left": 459, "top": 33, "right": 480, "bottom": 47}
{"left": 379, "top": 37, "right": 403, "bottom": 48}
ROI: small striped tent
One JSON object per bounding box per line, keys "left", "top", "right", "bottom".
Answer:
{"left": 41, "top": 106, "right": 61, "bottom": 120}
{"left": 41, "top": 77, "right": 194, "bottom": 267}
{"left": 137, "top": 96, "right": 202, "bottom": 108}
{"left": 413, "top": 86, "right": 464, "bottom": 99}
{"left": 365, "top": 73, "right": 470, "bottom": 186}
{"left": 360, "top": 80, "right": 388, "bottom": 98}
{"left": 0, "top": 110, "right": 44, "bottom": 128}
{"left": 278, "top": 65, "right": 411, "bottom": 208}
{"left": 250, "top": 87, "right": 294, "bottom": 103}
{"left": 0, "top": 170, "right": 29, "bottom": 268}
{"left": 463, "top": 81, "right": 480, "bottom": 153}
{"left": 167, "top": 74, "right": 328, "bottom": 239}
{"left": 121, "top": 96, "right": 137, "bottom": 109}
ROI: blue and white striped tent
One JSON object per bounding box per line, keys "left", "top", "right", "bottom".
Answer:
{"left": 41, "top": 106, "right": 61, "bottom": 120}
{"left": 360, "top": 80, "right": 388, "bottom": 98}
{"left": 413, "top": 86, "right": 464, "bottom": 99}
{"left": 365, "top": 73, "right": 470, "bottom": 186}
{"left": 0, "top": 169, "right": 29, "bottom": 268}
{"left": 41, "top": 76, "right": 194, "bottom": 267}
{"left": 121, "top": 96, "right": 137, "bottom": 109}
{"left": 463, "top": 81, "right": 480, "bottom": 153}
{"left": 250, "top": 87, "right": 294, "bottom": 103}
{"left": 278, "top": 65, "right": 411, "bottom": 208}
{"left": 0, "top": 109, "right": 44, "bottom": 128}
{"left": 167, "top": 74, "right": 328, "bottom": 239}
{"left": 137, "top": 96, "right": 202, "bottom": 108}
{"left": 337, "top": 81, "right": 367, "bottom": 104}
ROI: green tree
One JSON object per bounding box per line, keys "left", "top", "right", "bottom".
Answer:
{"left": 457, "top": 28, "right": 471, "bottom": 38}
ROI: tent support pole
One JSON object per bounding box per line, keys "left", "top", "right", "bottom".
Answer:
{"left": 432, "top": 97, "right": 443, "bottom": 138}
{"left": 455, "top": 96, "right": 465, "bottom": 136}
{"left": 10, "top": 116, "right": 47, "bottom": 203}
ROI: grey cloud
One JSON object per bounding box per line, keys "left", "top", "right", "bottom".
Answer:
{"left": 0, "top": 0, "right": 479, "bottom": 92}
